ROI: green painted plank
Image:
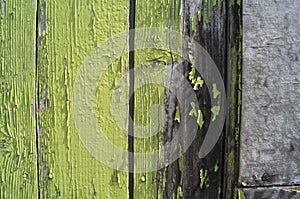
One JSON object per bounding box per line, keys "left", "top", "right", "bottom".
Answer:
{"left": 133, "top": 0, "right": 182, "bottom": 198}
{"left": 36, "top": 0, "right": 129, "bottom": 198}
{"left": 0, "top": 1, "right": 38, "bottom": 198}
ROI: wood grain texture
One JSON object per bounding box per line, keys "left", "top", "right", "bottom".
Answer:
{"left": 180, "top": 0, "right": 227, "bottom": 198}
{"left": 0, "top": 0, "right": 38, "bottom": 198}
{"left": 223, "top": 0, "right": 242, "bottom": 198}
{"left": 134, "top": 0, "right": 181, "bottom": 198}
{"left": 36, "top": 0, "right": 129, "bottom": 198}
{"left": 240, "top": 0, "right": 300, "bottom": 186}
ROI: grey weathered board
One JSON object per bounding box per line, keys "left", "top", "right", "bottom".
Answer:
{"left": 240, "top": 0, "right": 300, "bottom": 186}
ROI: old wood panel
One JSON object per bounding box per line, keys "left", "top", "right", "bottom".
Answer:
{"left": 240, "top": 0, "right": 300, "bottom": 186}
{"left": 133, "top": 0, "right": 181, "bottom": 198}
{"left": 223, "top": 0, "right": 242, "bottom": 198}
{"left": 0, "top": 1, "right": 38, "bottom": 198}
{"left": 36, "top": 0, "right": 129, "bottom": 198}
{"left": 179, "top": 0, "right": 227, "bottom": 198}
{"left": 0, "top": 0, "right": 243, "bottom": 198}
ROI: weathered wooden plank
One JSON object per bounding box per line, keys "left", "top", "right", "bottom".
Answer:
{"left": 0, "top": 1, "right": 38, "bottom": 198}
{"left": 36, "top": 0, "right": 129, "bottom": 198}
{"left": 179, "top": 0, "right": 227, "bottom": 198}
{"left": 240, "top": 0, "right": 300, "bottom": 186}
{"left": 133, "top": 1, "right": 182, "bottom": 198}
{"left": 223, "top": 0, "right": 242, "bottom": 198}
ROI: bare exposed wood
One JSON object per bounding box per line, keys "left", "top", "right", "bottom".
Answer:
{"left": 240, "top": 0, "right": 300, "bottom": 186}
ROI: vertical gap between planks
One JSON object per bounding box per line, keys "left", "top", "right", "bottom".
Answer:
{"left": 221, "top": 0, "right": 229, "bottom": 198}
{"left": 128, "top": 0, "right": 136, "bottom": 198}
{"left": 34, "top": 0, "right": 40, "bottom": 198}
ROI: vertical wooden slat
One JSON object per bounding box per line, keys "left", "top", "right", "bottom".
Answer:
{"left": 133, "top": 0, "right": 182, "bottom": 198}
{"left": 223, "top": 0, "right": 242, "bottom": 198}
{"left": 0, "top": 1, "right": 38, "bottom": 198}
{"left": 180, "top": 0, "right": 227, "bottom": 198}
{"left": 36, "top": 0, "right": 129, "bottom": 198}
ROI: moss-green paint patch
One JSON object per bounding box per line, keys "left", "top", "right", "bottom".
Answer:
{"left": 214, "top": 161, "right": 219, "bottom": 172}
{"left": 241, "top": 179, "right": 248, "bottom": 186}
{"left": 213, "top": 0, "right": 217, "bottom": 6}
{"left": 211, "top": 106, "right": 220, "bottom": 122}
{"left": 192, "top": 17, "right": 197, "bottom": 32}
{"left": 205, "top": 0, "right": 211, "bottom": 24}
{"left": 189, "top": 64, "right": 204, "bottom": 90}
{"left": 0, "top": 1, "right": 38, "bottom": 198}
{"left": 238, "top": 189, "right": 246, "bottom": 199}
{"left": 199, "top": 168, "right": 208, "bottom": 189}
{"left": 175, "top": 106, "right": 181, "bottom": 122}
{"left": 212, "top": 83, "right": 221, "bottom": 99}
{"left": 197, "top": 110, "right": 204, "bottom": 129}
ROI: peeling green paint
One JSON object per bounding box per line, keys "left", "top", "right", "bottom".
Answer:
{"left": 177, "top": 186, "right": 183, "bottom": 197}
{"left": 199, "top": 169, "right": 208, "bottom": 189}
{"left": 192, "top": 17, "right": 197, "bottom": 32}
{"left": 213, "top": 0, "right": 217, "bottom": 6}
{"left": 198, "top": 10, "right": 202, "bottom": 22}
{"left": 211, "top": 106, "right": 220, "bottom": 122}
{"left": 175, "top": 106, "right": 181, "bottom": 122}
{"left": 241, "top": 179, "right": 248, "bottom": 186}
{"left": 214, "top": 161, "right": 219, "bottom": 172}
{"left": 197, "top": 110, "right": 204, "bottom": 129}
{"left": 205, "top": 0, "right": 211, "bottom": 24}
{"left": 212, "top": 83, "right": 221, "bottom": 99}
{"left": 238, "top": 189, "right": 246, "bottom": 199}
{"left": 189, "top": 64, "right": 204, "bottom": 90}
{"left": 0, "top": 1, "right": 38, "bottom": 198}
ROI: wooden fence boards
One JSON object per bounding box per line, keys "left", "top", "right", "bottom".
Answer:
{"left": 36, "top": 0, "right": 129, "bottom": 198}
{"left": 0, "top": 1, "right": 38, "bottom": 198}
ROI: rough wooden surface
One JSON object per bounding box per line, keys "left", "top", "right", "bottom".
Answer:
{"left": 0, "top": 1, "right": 38, "bottom": 198}
{"left": 36, "top": 1, "right": 129, "bottom": 198}
{"left": 240, "top": 0, "right": 300, "bottom": 186}
{"left": 180, "top": 0, "right": 227, "bottom": 198}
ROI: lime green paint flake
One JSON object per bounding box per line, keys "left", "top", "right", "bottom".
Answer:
{"left": 213, "top": 0, "right": 217, "bottom": 6}
{"left": 212, "top": 83, "right": 221, "bottom": 99}
{"left": 175, "top": 106, "right": 181, "bottom": 122}
{"left": 189, "top": 64, "right": 204, "bottom": 90}
{"left": 238, "top": 189, "right": 246, "bottom": 199}
{"left": 192, "top": 17, "right": 197, "bottom": 32}
{"left": 211, "top": 106, "right": 220, "bottom": 122}
{"left": 214, "top": 162, "right": 219, "bottom": 172}
{"left": 177, "top": 186, "right": 183, "bottom": 197}
{"left": 197, "top": 110, "right": 204, "bottom": 129}
{"left": 198, "top": 10, "right": 202, "bottom": 22}
{"left": 205, "top": 0, "right": 211, "bottom": 24}
{"left": 199, "top": 169, "right": 208, "bottom": 189}
{"left": 241, "top": 180, "right": 248, "bottom": 186}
